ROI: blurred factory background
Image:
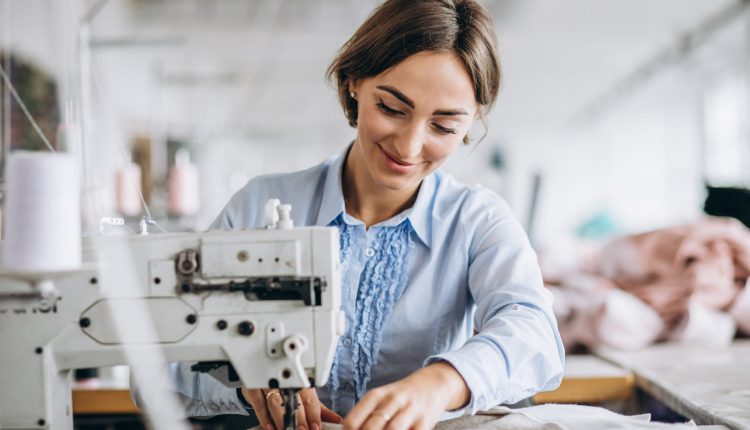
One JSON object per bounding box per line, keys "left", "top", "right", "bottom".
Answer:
{"left": 3, "top": 2, "right": 750, "bottom": 428}
{"left": 1, "top": 0, "right": 748, "bottom": 243}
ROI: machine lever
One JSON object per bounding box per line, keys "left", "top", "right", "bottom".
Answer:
{"left": 283, "top": 335, "right": 310, "bottom": 388}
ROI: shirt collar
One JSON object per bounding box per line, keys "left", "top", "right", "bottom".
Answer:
{"left": 315, "top": 147, "right": 349, "bottom": 228}
{"left": 315, "top": 144, "right": 435, "bottom": 248}
{"left": 400, "top": 172, "right": 435, "bottom": 248}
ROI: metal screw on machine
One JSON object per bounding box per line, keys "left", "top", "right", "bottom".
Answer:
{"left": 180, "top": 282, "right": 192, "bottom": 293}
{"left": 186, "top": 314, "right": 197, "bottom": 324}
{"left": 176, "top": 249, "right": 199, "bottom": 276}
{"left": 237, "top": 321, "right": 255, "bottom": 336}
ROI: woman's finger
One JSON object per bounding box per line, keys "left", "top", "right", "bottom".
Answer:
{"left": 343, "top": 389, "right": 385, "bottom": 430}
{"left": 320, "top": 404, "right": 343, "bottom": 424}
{"left": 299, "top": 388, "right": 322, "bottom": 430}
{"left": 295, "top": 392, "right": 309, "bottom": 430}
{"left": 265, "top": 389, "right": 286, "bottom": 430}
{"left": 359, "top": 394, "right": 406, "bottom": 430}
{"left": 380, "top": 404, "right": 415, "bottom": 430}
{"left": 244, "top": 389, "right": 275, "bottom": 430}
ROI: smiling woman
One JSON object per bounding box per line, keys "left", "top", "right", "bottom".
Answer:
{"left": 328, "top": 0, "right": 501, "bottom": 137}
{"left": 343, "top": 52, "right": 480, "bottom": 225}
{"left": 164, "top": 1, "right": 564, "bottom": 430}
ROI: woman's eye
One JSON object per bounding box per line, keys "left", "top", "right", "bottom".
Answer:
{"left": 376, "top": 101, "right": 403, "bottom": 117}
{"left": 433, "top": 123, "right": 458, "bottom": 135}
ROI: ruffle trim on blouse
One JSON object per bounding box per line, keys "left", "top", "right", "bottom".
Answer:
{"left": 327, "top": 215, "right": 415, "bottom": 410}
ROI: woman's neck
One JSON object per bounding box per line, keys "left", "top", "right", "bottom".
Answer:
{"left": 342, "top": 143, "right": 420, "bottom": 229}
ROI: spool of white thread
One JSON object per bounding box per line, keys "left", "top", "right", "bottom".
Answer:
{"left": 3, "top": 151, "right": 81, "bottom": 272}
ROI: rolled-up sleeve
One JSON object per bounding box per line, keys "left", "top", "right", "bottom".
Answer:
{"left": 169, "top": 362, "right": 249, "bottom": 416}
{"left": 425, "top": 188, "right": 564, "bottom": 414}
{"left": 129, "top": 363, "right": 249, "bottom": 417}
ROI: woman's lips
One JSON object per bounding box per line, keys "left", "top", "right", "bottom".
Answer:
{"left": 379, "top": 145, "right": 417, "bottom": 174}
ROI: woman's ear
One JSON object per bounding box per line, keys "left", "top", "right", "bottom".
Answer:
{"left": 348, "top": 80, "right": 361, "bottom": 100}
{"left": 474, "top": 106, "right": 483, "bottom": 121}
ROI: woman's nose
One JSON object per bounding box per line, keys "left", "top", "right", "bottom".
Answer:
{"left": 394, "top": 123, "right": 425, "bottom": 160}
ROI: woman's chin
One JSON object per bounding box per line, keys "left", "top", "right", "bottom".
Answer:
{"left": 371, "top": 170, "right": 420, "bottom": 193}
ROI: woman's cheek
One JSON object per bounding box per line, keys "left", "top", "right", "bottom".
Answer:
{"left": 424, "top": 137, "right": 461, "bottom": 164}
{"left": 359, "top": 107, "right": 398, "bottom": 142}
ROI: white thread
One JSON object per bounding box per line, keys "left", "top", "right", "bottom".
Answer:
{"left": 3, "top": 152, "right": 80, "bottom": 271}
{"left": 88, "top": 59, "right": 155, "bottom": 222}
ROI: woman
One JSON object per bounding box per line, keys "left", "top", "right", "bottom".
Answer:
{"left": 170, "top": 1, "right": 564, "bottom": 429}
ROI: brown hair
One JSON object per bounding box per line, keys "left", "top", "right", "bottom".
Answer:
{"left": 327, "top": 0, "right": 501, "bottom": 143}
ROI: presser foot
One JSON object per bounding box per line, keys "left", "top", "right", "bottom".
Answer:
{"left": 282, "top": 388, "right": 299, "bottom": 430}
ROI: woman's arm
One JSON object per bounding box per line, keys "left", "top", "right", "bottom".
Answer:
{"left": 424, "top": 187, "right": 565, "bottom": 413}
{"left": 345, "top": 188, "right": 564, "bottom": 428}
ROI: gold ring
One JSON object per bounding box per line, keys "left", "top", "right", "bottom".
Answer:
{"left": 265, "top": 390, "right": 281, "bottom": 401}
{"left": 372, "top": 411, "right": 392, "bottom": 421}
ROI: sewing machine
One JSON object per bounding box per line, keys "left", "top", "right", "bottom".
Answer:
{"left": 0, "top": 207, "right": 344, "bottom": 430}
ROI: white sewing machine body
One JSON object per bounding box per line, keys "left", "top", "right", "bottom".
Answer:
{"left": 0, "top": 226, "right": 344, "bottom": 429}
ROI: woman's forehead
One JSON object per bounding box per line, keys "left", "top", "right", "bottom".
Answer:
{"left": 371, "top": 52, "right": 477, "bottom": 110}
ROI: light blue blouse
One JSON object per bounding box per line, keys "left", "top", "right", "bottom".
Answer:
{"left": 165, "top": 147, "right": 564, "bottom": 418}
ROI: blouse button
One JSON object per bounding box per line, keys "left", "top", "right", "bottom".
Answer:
{"left": 365, "top": 248, "right": 375, "bottom": 257}
{"left": 343, "top": 337, "right": 352, "bottom": 347}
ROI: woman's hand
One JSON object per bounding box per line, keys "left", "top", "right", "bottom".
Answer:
{"left": 342, "top": 362, "right": 470, "bottom": 430}
{"left": 241, "top": 387, "right": 343, "bottom": 430}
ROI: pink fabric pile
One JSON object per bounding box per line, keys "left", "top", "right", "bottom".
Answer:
{"left": 545, "top": 217, "right": 750, "bottom": 351}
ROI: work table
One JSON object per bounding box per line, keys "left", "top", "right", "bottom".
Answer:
{"left": 597, "top": 340, "right": 750, "bottom": 429}
{"left": 73, "top": 344, "right": 748, "bottom": 429}
{"left": 73, "top": 355, "right": 635, "bottom": 415}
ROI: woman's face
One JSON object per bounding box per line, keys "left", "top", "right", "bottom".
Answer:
{"left": 350, "top": 51, "right": 478, "bottom": 193}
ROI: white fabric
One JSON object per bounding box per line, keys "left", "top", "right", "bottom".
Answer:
{"left": 251, "top": 404, "right": 697, "bottom": 430}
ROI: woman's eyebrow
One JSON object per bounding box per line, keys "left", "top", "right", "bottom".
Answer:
{"left": 377, "top": 85, "right": 414, "bottom": 108}
{"left": 433, "top": 108, "right": 468, "bottom": 116}
{"left": 376, "top": 85, "right": 468, "bottom": 116}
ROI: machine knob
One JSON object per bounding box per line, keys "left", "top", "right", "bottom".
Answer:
{"left": 238, "top": 321, "right": 255, "bottom": 336}
{"left": 177, "top": 249, "right": 199, "bottom": 276}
